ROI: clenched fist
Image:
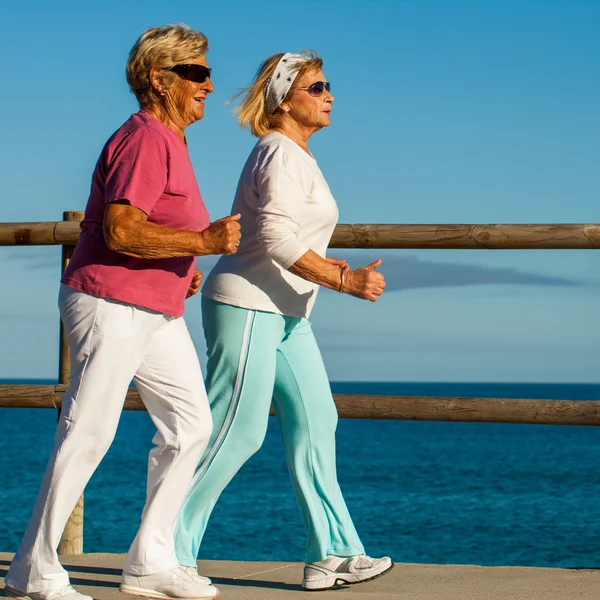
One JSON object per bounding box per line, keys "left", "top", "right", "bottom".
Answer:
{"left": 344, "top": 258, "right": 386, "bottom": 302}
{"left": 201, "top": 214, "right": 242, "bottom": 255}
{"left": 186, "top": 269, "right": 203, "bottom": 299}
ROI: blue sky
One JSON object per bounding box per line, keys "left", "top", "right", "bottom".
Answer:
{"left": 0, "top": 0, "right": 598, "bottom": 382}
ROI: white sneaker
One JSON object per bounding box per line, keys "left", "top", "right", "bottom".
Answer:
{"left": 120, "top": 566, "right": 218, "bottom": 599}
{"left": 179, "top": 566, "right": 211, "bottom": 586}
{"left": 302, "top": 554, "right": 394, "bottom": 590}
{"left": 4, "top": 584, "right": 93, "bottom": 600}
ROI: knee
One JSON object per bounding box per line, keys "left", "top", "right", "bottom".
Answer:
{"left": 71, "top": 428, "right": 115, "bottom": 465}
{"left": 233, "top": 425, "right": 267, "bottom": 461}
{"left": 180, "top": 409, "right": 213, "bottom": 457}
{"left": 312, "top": 398, "right": 339, "bottom": 435}
{"left": 309, "top": 403, "right": 339, "bottom": 441}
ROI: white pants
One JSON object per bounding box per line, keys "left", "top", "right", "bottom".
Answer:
{"left": 6, "top": 285, "right": 212, "bottom": 593}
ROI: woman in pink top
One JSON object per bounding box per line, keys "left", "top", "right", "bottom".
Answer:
{"left": 4, "top": 25, "right": 239, "bottom": 600}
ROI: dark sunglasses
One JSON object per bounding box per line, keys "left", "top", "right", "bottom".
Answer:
{"left": 168, "top": 64, "right": 212, "bottom": 83}
{"left": 297, "top": 81, "right": 331, "bottom": 97}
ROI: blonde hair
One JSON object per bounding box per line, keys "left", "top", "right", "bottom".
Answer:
{"left": 232, "top": 51, "right": 323, "bottom": 137}
{"left": 126, "top": 24, "right": 209, "bottom": 108}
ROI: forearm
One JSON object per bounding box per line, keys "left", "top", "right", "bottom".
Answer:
{"left": 288, "top": 250, "right": 343, "bottom": 291}
{"left": 105, "top": 219, "right": 212, "bottom": 259}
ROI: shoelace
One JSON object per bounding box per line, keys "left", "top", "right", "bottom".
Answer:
{"left": 180, "top": 565, "right": 211, "bottom": 584}
{"left": 349, "top": 555, "right": 376, "bottom": 571}
{"left": 173, "top": 566, "right": 197, "bottom": 582}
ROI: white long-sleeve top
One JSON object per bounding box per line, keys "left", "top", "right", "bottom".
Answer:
{"left": 202, "top": 131, "right": 339, "bottom": 318}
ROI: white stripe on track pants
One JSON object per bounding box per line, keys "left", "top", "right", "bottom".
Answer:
{"left": 6, "top": 284, "right": 212, "bottom": 593}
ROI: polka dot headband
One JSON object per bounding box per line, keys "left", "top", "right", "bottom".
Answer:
{"left": 264, "top": 53, "right": 308, "bottom": 115}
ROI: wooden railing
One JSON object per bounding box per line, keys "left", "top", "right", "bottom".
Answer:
{"left": 2, "top": 220, "right": 600, "bottom": 249}
{"left": 1, "top": 212, "right": 599, "bottom": 555}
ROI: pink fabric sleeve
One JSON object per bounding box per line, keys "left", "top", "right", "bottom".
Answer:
{"left": 104, "top": 127, "right": 168, "bottom": 215}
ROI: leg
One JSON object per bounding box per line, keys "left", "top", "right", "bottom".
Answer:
{"left": 174, "top": 297, "right": 283, "bottom": 566}
{"left": 6, "top": 287, "right": 159, "bottom": 593}
{"left": 124, "top": 316, "right": 212, "bottom": 575}
{"left": 272, "top": 318, "right": 365, "bottom": 563}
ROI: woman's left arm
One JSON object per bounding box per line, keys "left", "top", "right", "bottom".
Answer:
{"left": 288, "top": 252, "right": 347, "bottom": 291}
{"left": 325, "top": 256, "right": 349, "bottom": 270}
{"left": 256, "top": 147, "right": 384, "bottom": 300}
{"left": 289, "top": 251, "right": 385, "bottom": 301}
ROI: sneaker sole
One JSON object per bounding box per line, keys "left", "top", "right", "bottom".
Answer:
{"left": 302, "top": 561, "right": 394, "bottom": 591}
{"left": 119, "top": 585, "right": 219, "bottom": 600}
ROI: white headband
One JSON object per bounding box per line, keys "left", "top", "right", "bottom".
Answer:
{"left": 264, "top": 53, "right": 308, "bottom": 114}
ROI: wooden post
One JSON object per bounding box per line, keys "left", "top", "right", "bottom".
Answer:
{"left": 57, "top": 211, "right": 85, "bottom": 555}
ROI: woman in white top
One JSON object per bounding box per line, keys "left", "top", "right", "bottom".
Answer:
{"left": 175, "top": 51, "right": 393, "bottom": 591}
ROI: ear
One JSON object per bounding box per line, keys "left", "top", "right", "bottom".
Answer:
{"left": 279, "top": 100, "right": 292, "bottom": 113}
{"left": 148, "top": 67, "right": 163, "bottom": 94}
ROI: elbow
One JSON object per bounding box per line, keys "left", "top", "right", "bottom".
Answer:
{"left": 256, "top": 218, "right": 304, "bottom": 267}
{"left": 256, "top": 231, "right": 284, "bottom": 263}
{"left": 257, "top": 234, "right": 306, "bottom": 270}
{"left": 255, "top": 230, "right": 273, "bottom": 254}
{"left": 103, "top": 222, "right": 129, "bottom": 253}
{"left": 256, "top": 222, "right": 292, "bottom": 258}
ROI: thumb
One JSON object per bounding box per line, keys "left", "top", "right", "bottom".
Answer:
{"left": 367, "top": 258, "right": 382, "bottom": 270}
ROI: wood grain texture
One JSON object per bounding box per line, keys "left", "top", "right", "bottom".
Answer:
{"left": 0, "top": 222, "right": 60, "bottom": 245}
{"left": 57, "top": 494, "right": 84, "bottom": 555}
{"left": 2, "top": 221, "right": 600, "bottom": 249}
{"left": 329, "top": 223, "right": 600, "bottom": 249}
{"left": 2, "top": 385, "right": 600, "bottom": 426}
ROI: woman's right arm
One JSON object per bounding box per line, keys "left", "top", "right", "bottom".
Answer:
{"left": 103, "top": 202, "right": 240, "bottom": 259}
{"left": 100, "top": 127, "right": 240, "bottom": 259}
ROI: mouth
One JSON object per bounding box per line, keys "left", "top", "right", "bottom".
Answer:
{"left": 193, "top": 96, "right": 206, "bottom": 105}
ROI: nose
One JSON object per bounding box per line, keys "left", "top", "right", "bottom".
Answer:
{"left": 204, "top": 78, "right": 215, "bottom": 94}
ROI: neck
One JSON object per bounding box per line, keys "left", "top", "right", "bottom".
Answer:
{"left": 143, "top": 103, "right": 187, "bottom": 142}
{"left": 272, "top": 118, "right": 318, "bottom": 154}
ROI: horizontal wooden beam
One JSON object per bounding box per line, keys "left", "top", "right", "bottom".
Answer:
{"left": 0, "top": 222, "right": 81, "bottom": 246}
{"left": 329, "top": 223, "right": 600, "bottom": 249}
{"left": 1, "top": 384, "right": 599, "bottom": 426}
{"left": 1, "top": 222, "right": 600, "bottom": 249}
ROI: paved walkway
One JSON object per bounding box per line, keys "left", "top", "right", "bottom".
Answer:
{"left": 1, "top": 553, "right": 599, "bottom": 599}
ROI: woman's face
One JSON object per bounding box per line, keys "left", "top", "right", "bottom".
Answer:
{"left": 166, "top": 55, "right": 214, "bottom": 127}
{"left": 283, "top": 68, "right": 334, "bottom": 131}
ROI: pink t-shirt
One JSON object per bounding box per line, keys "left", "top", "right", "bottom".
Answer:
{"left": 62, "top": 111, "right": 210, "bottom": 317}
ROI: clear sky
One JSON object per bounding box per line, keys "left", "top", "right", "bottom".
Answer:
{"left": 0, "top": 0, "right": 598, "bottom": 382}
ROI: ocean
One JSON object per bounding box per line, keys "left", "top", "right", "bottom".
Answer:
{"left": 2, "top": 380, "right": 600, "bottom": 568}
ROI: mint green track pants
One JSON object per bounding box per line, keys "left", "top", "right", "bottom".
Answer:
{"left": 174, "top": 296, "right": 365, "bottom": 564}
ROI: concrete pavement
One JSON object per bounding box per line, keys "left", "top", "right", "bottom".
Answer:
{"left": 1, "top": 553, "right": 599, "bottom": 599}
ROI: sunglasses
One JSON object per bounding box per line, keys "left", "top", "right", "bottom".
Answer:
{"left": 297, "top": 81, "right": 331, "bottom": 97}
{"left": 168, "top": 64, "right": 212, "bottom": 84}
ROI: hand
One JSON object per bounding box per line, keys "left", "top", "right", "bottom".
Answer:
{"left": 344, "top": 258, "right": 386, "bottom": 302}
{"left": 200, "top": 214, "right": 241, "bottom": 255}
{"left": 326, "top": 256, "right": 350, "bottom": 271}
{"left": 186, "top": 269, "right": 203, "bottom": 299}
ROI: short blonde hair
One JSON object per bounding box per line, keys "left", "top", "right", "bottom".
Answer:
{"left": 126, "top": 24, "right": 209, "bottom": 108}
{"left": 232, "top": 51, "right": 323, "bottom": 137}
